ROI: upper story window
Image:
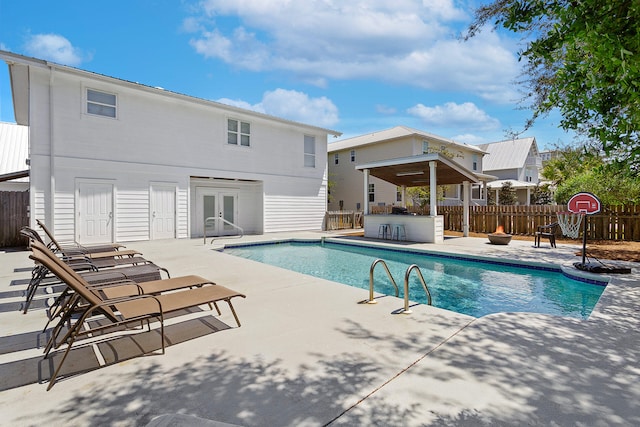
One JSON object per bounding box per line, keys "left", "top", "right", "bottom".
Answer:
{"left": 334, "top": 153, "right": 339, "bottom": 165}
{"left": 422, "top": 141, "right": 429, "bottom": 154}
{"left": 304, "top": 135, "right": 316, "bottom": 167}
{"left": 87, "top": 89, "right": 116, "bottom": 118}
{"left": 368, "top": 183, "right": 375, "bottom": 202}
{"left": 228, "top": 119, "right": 251, "bottom": 146}
{"left": 350, "top": 150, "right": 356, "bottom": 162}
{"left": 472, "top": 154, "right": 478, "bottom": 171}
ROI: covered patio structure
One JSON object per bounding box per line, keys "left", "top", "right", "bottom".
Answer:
{"left": 356, "top": 153, "right": 494, "bottom": 243}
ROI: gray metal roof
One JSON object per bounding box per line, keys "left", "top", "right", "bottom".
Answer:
{"left": 478, "top": 137, "right": 537, "bottom": 171}
{"left": 0, "top": 122, "right": 28, "bottom": 182}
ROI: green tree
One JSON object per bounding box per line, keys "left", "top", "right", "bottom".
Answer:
{"left": 467, "top": 0, "right": 640, "bottom": 169}
{"left": 541, "top": 145, "right": 603, "bottom": 187}
{"left": 498, "top": 181, "right": 517, "bottom": 205}
{"left": 530, "top": 183, "right": 553, "bottom": 205}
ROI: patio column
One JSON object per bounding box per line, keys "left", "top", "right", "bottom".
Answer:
{"left": 463, "top": 181, "right": 470, "bottom": 237}
{"left": 526, "top": 187, "right": 531, "bottom": 205}
{"left": 401, "top": 185, "right": 406, "bottom": 208}
{"left": 363, "top": 168, "right": 370, "bottom": 215}
{"left": 495, "top": 188, "right": 499, "bottom": 206}
{"left": 429, "top": 161, "right": 437, "bottom": 216}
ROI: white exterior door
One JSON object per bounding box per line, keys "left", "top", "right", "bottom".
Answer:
{"left": 77, "top": 181, "right": 114, "bottom": 244}
{"left": 195, "top": 187, "right": 238, "bottom": 237}
{"left": 151, "top": 185, "right": 176, "bottom": 239}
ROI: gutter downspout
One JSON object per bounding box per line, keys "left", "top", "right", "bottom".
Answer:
{"left": 48, "top": 66, "right": 55, "bottom": 234}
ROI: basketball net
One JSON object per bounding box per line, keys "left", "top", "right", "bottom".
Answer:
{"left": 556, "top": 212, "right": 584, "bottom": 238}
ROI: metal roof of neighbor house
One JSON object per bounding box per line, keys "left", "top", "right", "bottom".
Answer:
{"left": 478, "top": 137, "right": 537, "bottom": 171}
{"left": 0, "top": 50, "right": 341, "bottom": 137}
{"left": 0, "top": 122, "right": 28, "bottom": 182}
{"left": 328, "top": 125, "right": 486, "bottom": 154}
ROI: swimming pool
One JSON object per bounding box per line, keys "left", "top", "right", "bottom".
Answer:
{"left": 224, "top": 240, "right": 607, "bottom": 319}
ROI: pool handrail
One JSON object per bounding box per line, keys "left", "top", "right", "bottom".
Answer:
{"left": 402, "top": 264, "right": 432, "bottom": 314}
{"left": 367, "top": 259, "right": 399, "bottom": 304}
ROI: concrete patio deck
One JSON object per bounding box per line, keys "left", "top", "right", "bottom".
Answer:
{"left": 0, "top": 232, "right": 638, "bottom": 426}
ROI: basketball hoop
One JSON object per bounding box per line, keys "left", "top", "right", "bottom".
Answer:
{"left": 556, "top": 211, "right": 584, "bottom": 238}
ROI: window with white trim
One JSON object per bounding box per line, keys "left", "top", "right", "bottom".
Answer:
{"left": 304, "top": 135, "right": 316, "bottom": 167}
{"left": 350, "top": 150, "right": 356, "bottom": 162}
{"left": 422, "top": 141, "right": 429, "bottom": 154}
{"left": 87, "top": 89, "right": 116, "bottom": 118}
{"left": 334, "top": 153, "right": 339, "bottom": 165}
{"left": 368, "top": 183, "right": 375, "bottom": 202}
{"left": 472, "top": 154, "right": 478, "bottom": 171}
{"left": 228, "top": 119, "right": 251, "bottom": 146}
{"left": 472, "top": 184, "right": 481, "bottom": 199}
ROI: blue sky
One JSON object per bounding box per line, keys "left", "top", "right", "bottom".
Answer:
{"left": 0, "top": 0, "right": 573, "bottom": 149}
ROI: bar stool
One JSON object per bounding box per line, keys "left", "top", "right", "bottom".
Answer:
{"left": 378, "top": 224, "right": 391, "bottom": 239}
{"left": 391, "top": 224, "right": 406, "bottom": 241}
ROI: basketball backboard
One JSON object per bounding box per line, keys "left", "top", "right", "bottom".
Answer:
{"left": 567, "top": 192, "right": 601, "bottom": 214}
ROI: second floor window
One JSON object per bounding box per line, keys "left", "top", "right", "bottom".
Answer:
{"left": 334, "top": 153, "right": 339, "bottom": 165}
{"left": 87, "top": 89, "right": 116, "bottom": 118}
{"left": 304, "top": 135, "right": 316, "bottom": 167}
{"left": 228, "top": 119, "right": 251, "bottom": 146}
{"left": 472, "top": 154, "right": 478, "bottom": 171}
{"left": 350, "top": 150, "right": 356, "bottom": 162}
{"left": 368, "top": 183, "right": 375, "bottom": 202}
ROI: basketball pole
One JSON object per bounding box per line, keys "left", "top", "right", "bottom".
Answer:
{"left": 581, "top": 213, "right": 588, "bottom": 266}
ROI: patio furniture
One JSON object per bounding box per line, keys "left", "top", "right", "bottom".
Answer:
{"left": 36, "top": 218, "right": 124, "bottom": 254}
{"left": 20, "top": 227, "right": 163, "bottom": 313}
{"left": 535, "top": 222, "right": 558, "bottom": 248}
{"left": 378, "top": 224, "right": 391, "bottom": 239}
{"left": 391, "top": 224, "right": 406, "bottom": 241}
{"left": 28, "top": 244, "right": 246, "bottom": 390}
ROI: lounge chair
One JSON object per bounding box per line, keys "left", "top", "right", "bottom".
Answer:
{"left": 20, "top": 228, "right": 165, "bottom": 314}
{"left": 28, "top": 244, "right": 245, "bottom": 390}
{"left": 535, "top": 222, "right": 558, "bottom": 248}
{"left": 35, "top": 218, "right": 125, "bottom": 254}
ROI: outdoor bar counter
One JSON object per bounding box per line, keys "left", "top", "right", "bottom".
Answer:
{"left": 364, "top": 214, "right": 444, "bottom": 243}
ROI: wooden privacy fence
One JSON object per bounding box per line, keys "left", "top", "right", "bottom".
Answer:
{"left": 330, "top": 204, "right": 640, "bottom": 241}
{"left": 0, "top": 191, "right": 29, "bottom": 248}
{"left": 440, "top": 205, "right": 640, "bottom": 241}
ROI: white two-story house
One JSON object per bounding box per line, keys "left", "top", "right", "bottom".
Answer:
{"left": 0, "top": 50, "right": 340, "bottom": 243}
{"left": 327, "top": 126, "right": 491, "bottom": 211}
{"left": 479, "top": 137, "right": 542, "bottom": 205}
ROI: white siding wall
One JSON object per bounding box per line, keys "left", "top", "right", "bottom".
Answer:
{"left": 116, "top": 188, "right": 149, "bottom": 242}
{"left": 24, "top": 64, "right": 331, "bottom": 242}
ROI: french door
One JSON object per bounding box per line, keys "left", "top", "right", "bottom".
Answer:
{"left": 195, "top": 187, "right": 239, "bottom": 237}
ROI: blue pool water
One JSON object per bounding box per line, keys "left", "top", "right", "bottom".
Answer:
{"left": 224, "top": 241, "right": 606, "bottom": 319}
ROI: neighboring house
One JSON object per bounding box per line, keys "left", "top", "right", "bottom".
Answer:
{"left": 0, "top": 122, "right": 29, "bottom": 191}
{"left": 327, "top": 126, "right": 492, "bottom": 211}
{"left": 478, "top": 137, "right": 542, "bottom": 205}
{"left": 0, "top": 50, "right": 340, "bottom": 244}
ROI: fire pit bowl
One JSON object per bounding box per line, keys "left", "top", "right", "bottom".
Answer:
{"left": 488, "top": 233, "right": 512, "bottom": 245}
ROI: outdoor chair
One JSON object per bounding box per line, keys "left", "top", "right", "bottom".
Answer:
{"left": 36, "top": 218, "right": 124, "bottom": 254}
{"left": 28, "top": 244, "right": 246, "bottom": 390}
{"left": 20, "top": 228, "right": 164, "bottom": 313}
{"left": 535, "top": 222, "right": 558, "bottom": 248}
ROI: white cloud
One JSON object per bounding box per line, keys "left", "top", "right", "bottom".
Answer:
{"left": 185, "top": 1, "right": 520, "bottom": 102}
{"left": 217, "top": 88, "right": 339, "bottom": 127}
{"left": 451, "top": 133, "right": 488, "bottom": 145}
{"left": 407, "top": 101, "right": 500, "bottom": 131}
{"left": 23, "top": 34, "right": 86, "bottom": 66}
{"left": 376, "top": 104, "right": 397, "bottom": 115}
